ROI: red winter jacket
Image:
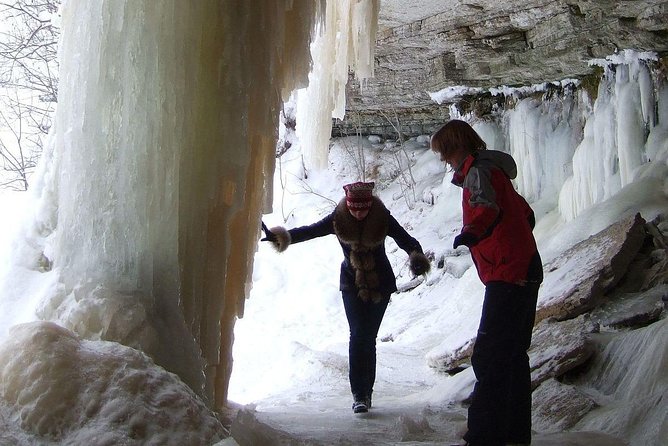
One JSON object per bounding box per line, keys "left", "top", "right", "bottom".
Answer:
{"left": 452, "top": 150, "right": 542, "bottom": 285}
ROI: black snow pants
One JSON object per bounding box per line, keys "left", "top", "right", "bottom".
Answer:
{"left": 463, "top": 281, "right": 540, "bottom": 446}
{"left": 341, "top": 289, "right": 390, "bottom": 402}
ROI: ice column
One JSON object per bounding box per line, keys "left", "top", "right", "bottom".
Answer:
{"left": 506, "top": 90, "right": 582, "bottom": 205}
{"left": 38, "top": 0, "right": 326, "bottom": 408}
{"left": 296, "top": 0, "right": 379, "bottom": 170}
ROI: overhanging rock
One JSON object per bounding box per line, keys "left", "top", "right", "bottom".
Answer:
{"left": 336, "top": 0, "right": 668, "bottom": 138}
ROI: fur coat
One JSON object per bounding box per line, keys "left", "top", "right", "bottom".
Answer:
{"left": 268, "top": 196, "right": 430, "bottom": 303}
{"left": 333, "top": 197, "right": 391, "bottom": 302}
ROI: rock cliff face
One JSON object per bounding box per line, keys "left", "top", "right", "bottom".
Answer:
{"left": 334, "top": 0, "right": 668, "bottom": 138}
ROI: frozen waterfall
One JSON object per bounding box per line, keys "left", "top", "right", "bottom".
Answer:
{"left": 0, "top": 1, "right": 665, "bottom": 445}
{"left": 6, "top": 0, "right": 377, "bottom": 410}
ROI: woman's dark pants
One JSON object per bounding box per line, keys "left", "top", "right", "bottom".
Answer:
{"left": 341, "top": 290, "right": 390, "bottom": 402}
{"left": 463, "top": 281, "right": 539, "bottom": 446}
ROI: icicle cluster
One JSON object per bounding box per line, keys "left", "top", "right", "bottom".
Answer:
{"left": 557, "top": 51, "right": 667, "bottom": 221}
{"left": 482, "top": 51, "right": 668, "bottom": 223}
{"left": 296, "top": 0, "right": 379, "bottom": 170}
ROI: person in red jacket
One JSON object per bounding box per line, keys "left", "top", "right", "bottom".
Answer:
{"left": 431, "top": 119, "right": 543, "bottom": 446}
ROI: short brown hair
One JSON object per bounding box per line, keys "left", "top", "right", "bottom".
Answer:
{"left": 430, "top": 119, "right": 487, "bottom": 159}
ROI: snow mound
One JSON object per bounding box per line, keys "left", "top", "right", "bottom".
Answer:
{"left": 0, "top": 321, "right": 227, "bottom": 445}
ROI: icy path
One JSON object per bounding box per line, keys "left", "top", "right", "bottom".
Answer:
{"left": 231, "top": 400, "right": 627, "bottom": 445}
{"left": 229, "top": 341, "right": 629, "bottom": 445}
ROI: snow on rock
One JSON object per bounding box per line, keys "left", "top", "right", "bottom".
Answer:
{"left": 0, "top": 321, "right": 227, "bottom": 445}
{"left": 425, "top": 212, "right": 657, "bottom": 376}
{"left": 529, "top": 315, "right": 598, "bottom": 387}
{"left": 426, "top": 338, "right": 475, "bottom": 373}
{"left": 532, "top": 378, "right": 598, "bottom": 433}
{"left": 538, "top": 213, "right": 648, "bottom": 322}
{"left": 591, "top": 284, "right": 667, "bottom": 329}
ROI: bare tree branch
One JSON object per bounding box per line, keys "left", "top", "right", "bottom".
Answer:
{"left": 0, "top": 0, "right": 59, "bottom": 190}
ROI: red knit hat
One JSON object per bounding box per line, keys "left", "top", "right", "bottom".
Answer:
{"left": 343, "top": 181, "right": 374, "bottom": 211}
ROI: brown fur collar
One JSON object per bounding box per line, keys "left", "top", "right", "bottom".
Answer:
{"left": 333, "top": 196, "right": 390, "bottom": 303}
{"left": 333, "top": 196, "right": 389, "bottom": 249}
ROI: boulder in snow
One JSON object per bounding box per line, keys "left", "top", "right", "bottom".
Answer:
{"left": 532, "top": 378, "right": 599, "bottom": 433}
{"left": 538, "top": 213, "right": 647, "bottom": 322}
{"left": 590, "top": 284, "right": 667, "bottom": 329}
{"left": 529, "top": 315, "right": 599, "bottom": 388}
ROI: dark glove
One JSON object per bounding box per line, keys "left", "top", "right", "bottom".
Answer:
{"left": 453, "top": 232, "right": 478, "bottom": 249}
{"left": 260, "top": 232, "right": 277, "bottom": 242}
{"left": 409, "top": 251, "right": 431, "bottom": 276}
{"left": 260, "top": 221, "right": 277, "bottom": 242}
{"left": 260, "top": 225, "right": 291, "bottom": 252}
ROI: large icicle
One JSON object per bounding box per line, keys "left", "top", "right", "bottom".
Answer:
{"left": 296, "top": 0, "right": 379, "bottom": 170}
{"left": 506, "top": 90, "right": 581, "bottom": 205}
{"left": 25, "top": 0, "right": 328, "bottom": 409}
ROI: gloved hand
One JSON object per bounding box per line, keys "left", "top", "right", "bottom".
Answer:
{"left": 453, "top": 232, "right": 477, "bottom": 249}
{"left": 260, "top": 231, "right": 277, "bottom": 242}
{"left": 260, "top": 221, "right": 277, "bottom": 242}
{"left": 409, "top": 251, "right": 431, "bottom": 276}
{"left": 260, "top": 225, "right": 290, "bottom": 252}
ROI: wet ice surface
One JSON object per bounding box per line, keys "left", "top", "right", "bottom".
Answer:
{"left": 227, "top": 338, "right": 634, "bottom": 446}
{"left": 232, "top": 402, "right": 628, "bottom": 445}
{"left": 241, "top": 402, "right": 469, "bottom": 445}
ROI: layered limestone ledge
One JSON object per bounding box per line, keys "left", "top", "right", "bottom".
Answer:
{"left": 337, "top": 0, "right": 668, "bottom": 138}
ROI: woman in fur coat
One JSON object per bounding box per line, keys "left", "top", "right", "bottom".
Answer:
{"left": 263, "top": 181, "right": 430, "bottom": 414}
